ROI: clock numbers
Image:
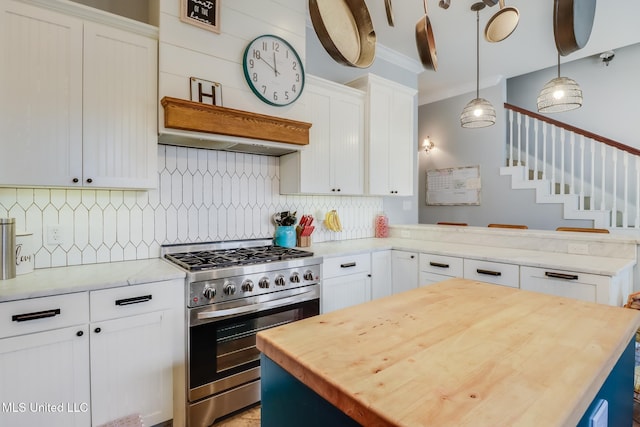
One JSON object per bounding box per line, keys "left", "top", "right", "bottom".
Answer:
{"left": 243, "top": 35, "right": 305, "bottom": 106}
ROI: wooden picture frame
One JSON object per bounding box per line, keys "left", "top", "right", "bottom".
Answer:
{"left": 180, "top": 0, "right": 220, "bottom": 33}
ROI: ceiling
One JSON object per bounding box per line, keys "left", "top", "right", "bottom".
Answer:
{"left": 358, "top": 0, "right": 640, "bottom": 104}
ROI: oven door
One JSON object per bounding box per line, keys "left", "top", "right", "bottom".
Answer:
{"left": 188, "top": 285, "right": 319, "bottom": 402}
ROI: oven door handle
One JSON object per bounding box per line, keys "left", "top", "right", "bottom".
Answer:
{"left": 196, "top": 290, "right": 317, "bottom": 320}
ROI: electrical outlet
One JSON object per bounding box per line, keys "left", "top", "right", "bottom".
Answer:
{"left": 568, "top": 243, "right": 589, "bottom": 255}
{"left": 47, "top": 225, "right": 64, "bottom": 245}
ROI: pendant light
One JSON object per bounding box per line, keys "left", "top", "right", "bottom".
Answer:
{"left": 461, "top": 2, "right": 496, "bottom": 128}
{"left": 537, "top": 53, "right": 582, "bottom": 113}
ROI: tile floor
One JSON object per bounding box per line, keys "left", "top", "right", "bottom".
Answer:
{"left": 214, "top": 405, "right": 260, "bottom": 427}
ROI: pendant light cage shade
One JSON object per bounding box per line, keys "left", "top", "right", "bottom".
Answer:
{"left": 536, "top": 76, "right": 583, "bottom": 113}
{"left": 460, "top": 97, "right": 497, "bottom": 128}
{"left": 460, "top": 3, "right": 496, "bottom": 129}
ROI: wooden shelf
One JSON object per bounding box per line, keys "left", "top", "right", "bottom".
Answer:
{"left": 160, "top": 97, "right": 311, "bottom": 146}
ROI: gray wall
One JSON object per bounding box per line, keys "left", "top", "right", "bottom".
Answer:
{"left": 305, "top": 25, "right": 420, "bottom": 225}
{"left": 417, "top": 43, "right": 640, "bottom": 230}
{"left": 417, "top": 82, "right": 590, "bottom": 230}
{"left": 507, "top": 43, "right": 640, "bottom": 150}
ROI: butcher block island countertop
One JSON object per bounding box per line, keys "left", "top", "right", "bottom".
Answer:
{"left": 256, "top": 278, "right": 640, "bottom": 427}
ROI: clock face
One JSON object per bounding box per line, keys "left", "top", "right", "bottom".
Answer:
{"left": 242, "top": 35, "right": 305, "bottom": 107}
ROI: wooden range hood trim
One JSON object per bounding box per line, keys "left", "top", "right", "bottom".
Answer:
{"left": 161, "top": 97, "right": 311, "bottom": 146}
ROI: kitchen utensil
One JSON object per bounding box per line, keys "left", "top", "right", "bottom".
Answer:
{"left": 484, "top": 0, "right": 519, "bottom": 43}
{"left": 553, "top": 0, "right": 596, "bottom": 56}
{"left": 308, "top": 0, "right": 376, "bottom": 68}
{"left": 384, "top": 0, "right": 394, "bottom": 26}
{"left": 0, "top": 218, "right": 16, "bottom": 280}
{"left": 415, "top": 0, "right": 438, "bottom": 71}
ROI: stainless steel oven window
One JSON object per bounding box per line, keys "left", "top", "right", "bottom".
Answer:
{"left": 188, "top": 298, "right": 319, "bottom": 390}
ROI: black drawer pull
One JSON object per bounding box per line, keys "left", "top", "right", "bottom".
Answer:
{"left": 340, "top": 262, "right": 356, "bottom": 268}
{"left": 476, "top": 269, "right": 502, "bottom": 277}
{"left": 115, "top": 295, "right": 152, "bottom": 306}
{"left": 545, "top": 272, "right": 579, "bottom": 281}
{"left": 430, "top": 262, "right": 450, "bottom": 269}
{"left": 12, "top": 308, "right": 61, "bottom": 322}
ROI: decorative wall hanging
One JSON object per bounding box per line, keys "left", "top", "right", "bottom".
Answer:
{"left": 180, "top": 0, "right": 220, "bottom": 33}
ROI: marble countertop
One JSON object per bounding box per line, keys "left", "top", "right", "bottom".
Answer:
{"left": 0, "top": 258, "right": 185, "bottom": 303}
{"left": 308, "top": 237, "right": 636, "bottom": 277}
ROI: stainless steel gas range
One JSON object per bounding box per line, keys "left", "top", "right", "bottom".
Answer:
{"left": 162, "top": 239, "right": 322, "bottom": 427}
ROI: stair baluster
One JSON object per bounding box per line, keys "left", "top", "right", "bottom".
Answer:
{"left": 579, "top": 135, "right": 585, "bottom": 210}
{"left": 590, "top": 138, "right": 595, "bottom": 211}
{"left": 600, "top": 144, "right": 606, "bottom": 211}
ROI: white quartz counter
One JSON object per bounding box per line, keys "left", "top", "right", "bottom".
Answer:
{"left": 309, "top": 237, "right": 636, "bottom": 277}
{"left": 0, "top": 259, "right": 185, "bottom": 303}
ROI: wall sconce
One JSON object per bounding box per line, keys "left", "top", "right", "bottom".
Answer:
{"left": 422, "top": 137, "right": 435, "bottom": 153}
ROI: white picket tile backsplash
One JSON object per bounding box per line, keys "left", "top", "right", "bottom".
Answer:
{"left": 0, "top": 145, "right": 383, "bottom": 269}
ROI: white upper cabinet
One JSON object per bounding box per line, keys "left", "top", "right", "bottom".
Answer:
{"left": 0, "top": 0, "right": 158, "bottom": 189}
{"left": 280, "top": 75, "right": 364, "bottom": 195}
{"left": 348, "top": 74, "right": 417, "bottom": 196}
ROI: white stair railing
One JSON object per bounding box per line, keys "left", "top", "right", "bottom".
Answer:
{"left": 505, "top": 103, "right": 640, "bottom": 229}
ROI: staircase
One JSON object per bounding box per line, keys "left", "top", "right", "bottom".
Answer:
{"left": 500, "top": 103, "right": 640, "bottom": 230}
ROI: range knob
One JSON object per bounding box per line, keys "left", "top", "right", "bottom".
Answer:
{"left": 203, "top": 286, "right": 216, "bottom": 299}
{"left": 242, "top": 279, "right": 254, "bottom": 292}
{"left": 224, "top": 282, "right": 237, "bottom": 295}
{"left": 303, "top": 270, "right": 315, "bottom": 281}
{"left": 290, "top": 272, "right": 300, "bottom": 283}
{"left": 274, "top": 275, "right": 286, "bottom": 287}
{"left": 258, "top": 277, "right": 270, "bottom": 288}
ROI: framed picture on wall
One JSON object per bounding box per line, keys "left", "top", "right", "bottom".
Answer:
{"left": 180, "top": 0, "right": 221, "bottom": 33}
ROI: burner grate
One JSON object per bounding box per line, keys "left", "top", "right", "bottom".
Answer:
{"left": 164, "top": 245, "right": 314, "bottom": 271}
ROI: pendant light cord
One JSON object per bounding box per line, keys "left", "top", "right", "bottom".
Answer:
{"left": 557, "top": 52, "right": 561, "bottom": 78}
{"left": 475, "top": 10, "right": 480, "bottom": 99}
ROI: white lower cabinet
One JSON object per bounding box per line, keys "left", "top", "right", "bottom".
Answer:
{"left": 322, "top": 253, "right": 371, "bottom": 313}
{"left": 0, "top": 293, "right": 90, "bottom": 427}
{"left": 0, "top": 279, "right": 183, "bottom": 427}
{"left": 371, "top": 250, "right": 392, "bottom": 299}
{"left": 419, "top": 253, "right": 463, "bottom": 286}
{"left": 463, "top": 259, "right": 519, "bottom": 288}
{"left": 519, "top": 266, "right": 617, "bottom": 304}
{"left": 391, "top": 250, "right": 418, "bottom": 294}
{"left": 89, "top": 280, "right": 181, "bottom": 427}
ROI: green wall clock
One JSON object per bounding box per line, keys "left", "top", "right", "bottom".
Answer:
{"left": 242, "top": 34, "right": 305, "bottom": 107}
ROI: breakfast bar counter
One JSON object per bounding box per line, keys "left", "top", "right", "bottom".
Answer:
{"left": 256, "top": 278, "right": 640, "bottom": 426}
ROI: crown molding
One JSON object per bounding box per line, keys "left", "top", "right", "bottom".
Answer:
{"left": 375, "top": 43, "right": 424, "bottom": 75}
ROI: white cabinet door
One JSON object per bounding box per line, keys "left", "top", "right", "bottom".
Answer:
{"left": 371, "top": 250, "right": 392, "bottom": 300}
{"left": 463, "top": 259, "right": 519, "bottom": 288}
{"left": 280, "top": 76, "right": 364, "bottom": 195}
{"left": 0, "top": 325, "right": 90, "bottom": 427}
{"left": 0, "top": 1, "right": 157, "bottom": 190}
{"left": 391, "top": 250, "right": 418, "bottom": 294}
{"left": 90, "top": 310, "right": 173, "bottom": 427}
{"left": 83, "top": 21, "right": 158, "bottom": 189}
{"left": 348, "top": 74, "right": 417, "bottom": 196}
{"left": 322, "top": 273, "right": 371, "bottom": 314}
{"left": 520, "top": 266, "right": 611, "bottom": 304}
{"left": 0, "top": 0, "right": 83, "bottom": 187}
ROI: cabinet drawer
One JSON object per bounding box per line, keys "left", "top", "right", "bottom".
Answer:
{"left": 464, "top": 259, "right": 519, "bottom": 288}
{"left": 323, "top": 253, "right": 371, "bottom": 279}
{"left": 520, "top": 266, "right": 608, "bottom": 304}
{"left": 90, "top": 280, "right": 179, "bottom": 322}
{"left": 419, "top": 253, "right": 463, "bottom": 277}
{"left": 0, "top": 292, "right": 89, "bottom": 339}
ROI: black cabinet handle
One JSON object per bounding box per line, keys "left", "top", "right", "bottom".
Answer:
{"left": 12, "top": 308, "right": 61, "bottom": 322}
{"left": 545, "top": 272, "right": 579, "bottom": 281}
{"left": 86, "top": 178, "right": 93, "bottom": 184}
{"left": 72, "top": 178, "right": 79, "bottom": 183}
{"left": 430, "top": 262, "right": 450, "bottom": 269}
{"left": 76, "top": 330, "right": 84, "bottom": 337}
{"left": 94, "top": 327, "right": 101, "bottom": 333}
{"left": 410, "top": 255, "right": 415, "bottom": 259}
{"left": 476, "top": 269, "right": 502, "bottom": 277}
{"left": 115, "top": 295, "right": 153, "bottom": 306}
{"left": 340, "top": 262, "right": 356, "bottom": 268}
